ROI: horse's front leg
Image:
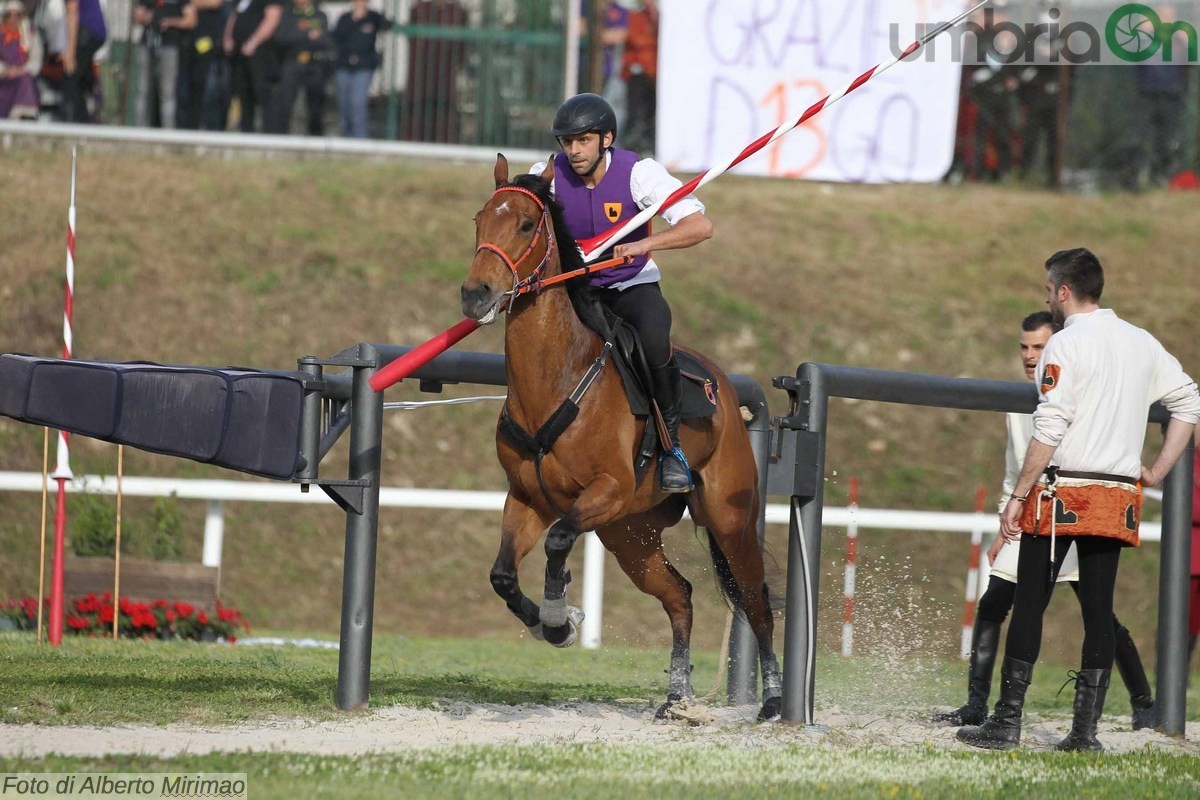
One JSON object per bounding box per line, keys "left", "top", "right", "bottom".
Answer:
{"left": 540, "top": 474, "right": 624, "bottom": 647}
{"left": 490, "top": 493, "right": 554, "bottom": 636}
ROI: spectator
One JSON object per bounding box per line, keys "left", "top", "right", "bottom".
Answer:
{"left": 0, "top": 0, "right": 40, "bottom": 119}
{"left": 184, "top": 0, "right": 229, "bottom": 129}
{"left": 1016, "top": 64, "right": 1062, "bottom": 188}
{"left": 598, "top": 0, "right": 627, "bottom": 127}
{"left": 1134, "top": 62, "right": 1188, "bottom": 189}
{"left": 60, "top": 0, "right": 105, "bottom": 122}
{"left": 134, "top": 0, "right": 196, "bottom": 128}
{"left": 966, "top": 8, "right": 1019, "bottom": 181}
{"left": 270, "top": 0, "right": 330, "bottom": 135}
{"left": 330, "top": 0, "right": 388, "bottom": 138}
{"left": 619, "top": 0, "right": 655, "bottom": 157}
{"left": 401, "top": 0, "right": 466, "bottom": 143}
{"left": 931, "top": 311, "right": 1155, "bottom": 731}
{"left": 224, "top": 0, "right": 282, "bottom": 132}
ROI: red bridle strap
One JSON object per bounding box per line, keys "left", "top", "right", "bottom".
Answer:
{"left": 474, "top": 185, "right": 556, "bottom": 297}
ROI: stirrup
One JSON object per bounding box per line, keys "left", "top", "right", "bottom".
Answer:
{"left": 659, "top": 446, "right": 693, "bottom": 493}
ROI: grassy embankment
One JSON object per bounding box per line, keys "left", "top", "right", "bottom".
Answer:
{"left": 1, "top": 145, "right": 1197, "bottom": 670}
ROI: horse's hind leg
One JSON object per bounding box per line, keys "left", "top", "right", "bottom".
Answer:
{"left": 597, "top": 502, "right": 694, "bottom": 718}
{"left": 490, "top": 493, "right": 554, "bottom": 636}
{"left": 690, "top": 468, "right": 781, "bottom": 720}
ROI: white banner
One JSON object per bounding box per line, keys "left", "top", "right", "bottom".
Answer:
{"left": 657, "top": 0, "right": 965, "bottom": 183}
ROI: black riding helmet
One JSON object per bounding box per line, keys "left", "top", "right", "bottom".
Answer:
{"left": 551, "top": 94, "right": 617, "bottom": 178}
{"left": 551, "top": 93, "right": 618, "bottom": 142}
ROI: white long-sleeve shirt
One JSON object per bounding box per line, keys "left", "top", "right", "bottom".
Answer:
{"left": 1032, "top": 308, "right": 1200, "bottom": 478}
{"left": 1000, "top": 411, "right": 1033, "bottom": 513}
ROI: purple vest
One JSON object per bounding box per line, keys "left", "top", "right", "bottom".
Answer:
{"left": 554, "top": 149, "right": 650, "bottom": 288}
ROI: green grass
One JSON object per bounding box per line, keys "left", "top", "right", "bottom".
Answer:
{"left": 3, "top": 747, "right": 1198, "bottom": 800}
{"left": 1, "top": 633, "right": 1198, "bottom": 798}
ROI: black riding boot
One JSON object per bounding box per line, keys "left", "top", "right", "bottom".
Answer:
{"left": 1055, "top": 668, "right": 1110, "bottom": 751}
{"left": 957, "top": 656, "right": 1034, "bottom": 750}
{"left": 932, "top": 618, "right": 1000, "bottom": 726}
{"left": 650, "top": 356, "right": 692, "bottom": 493}
{"left": 1113, "top": 619, "right": 1154, "bottom": 730}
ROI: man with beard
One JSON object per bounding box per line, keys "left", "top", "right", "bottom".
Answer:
{"left": 531, "top": 92, "right": 712, "bottom": 494}
{"left": 933, "top": 311, "right": 1154, "bottom": 731}
{"left": 958, "top": 248, "right": 1199, "bottom": 752}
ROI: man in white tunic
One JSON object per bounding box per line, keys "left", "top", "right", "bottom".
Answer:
{"left": 958, "top": 248, "right": 1200, "bottom": 752}
{"left": 933, "top": 312, "right": 1153, "bottom": 729}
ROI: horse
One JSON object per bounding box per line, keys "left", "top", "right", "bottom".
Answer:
{"left": 459, "top": 154, "right": 781, "bottom": 721}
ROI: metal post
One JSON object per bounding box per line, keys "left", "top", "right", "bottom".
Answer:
{"left": 297, "top": 356, "right": 323, "bottom": 485}
{"left": 335, "top": 344, "right": 385, "bottom": 711}
{"left": 726, "top": 377, "right": 771, "bottom": 705}
{"left": 1154, "top": 435, "right": 1194, "bottom": 737}
{"left": 782, "top": 363, "right": 827, "bottom": 725}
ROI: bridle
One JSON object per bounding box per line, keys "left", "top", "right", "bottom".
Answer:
{"left": 474, "top": 185, "right": 558, "bottom": 305}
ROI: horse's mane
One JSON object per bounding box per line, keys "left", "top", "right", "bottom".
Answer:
{"left": 510, "top": 171, "right": 611, "bottom": 340}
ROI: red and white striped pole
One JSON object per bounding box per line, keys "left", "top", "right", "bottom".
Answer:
{"left": 959, "top": 485, "right": 987, "bottom": 660}
{"left": 841, "top": 476, "right": 859, "bottom": 658}
{"left": 47, "top": 148, "right": 78, "bottom": 646}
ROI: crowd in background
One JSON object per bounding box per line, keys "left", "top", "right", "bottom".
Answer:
{"left": 1, "top": 0, "right": 1196, "bottom": 189}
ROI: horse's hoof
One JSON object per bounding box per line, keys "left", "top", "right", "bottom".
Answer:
{"left": 758, "top": 695, "right": 782, "bottom": 723}
{"left": 539, "top": 606, "right": 584, "bottom": 648}
{"left": 654, "top": 694, "right": 686, "bottom": 721}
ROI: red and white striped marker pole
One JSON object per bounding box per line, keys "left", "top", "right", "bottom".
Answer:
{"left": 47, "top": 148, "right": 78, "bottom": 646}
{"left": 959, "top": 485, "right": 987, "bottom": 660}
{"left": 576, "top": 1, "right": 990, "bottom": 261}
{"left": 368, "top": 2, "right": 987, "bottom": 393}
{"left": 841, "top": 476, "right": 859, "bottom": 658}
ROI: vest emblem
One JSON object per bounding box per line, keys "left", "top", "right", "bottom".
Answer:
{"left": 604, "top": 202, "right": 622, "bottom": 222}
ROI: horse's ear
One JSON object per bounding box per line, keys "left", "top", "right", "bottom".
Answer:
{"left": 494, "top": 153, "right": 509, "bottom": 188}
{"left": 539, "top": 156, "right": 555, "bottom": 185}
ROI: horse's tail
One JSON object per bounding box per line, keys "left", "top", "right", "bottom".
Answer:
{"left": 705, "top": 531, "right": 786, "bottom": 614}
{"left": 705, "top": 531, "right": 743, "bottom": 611}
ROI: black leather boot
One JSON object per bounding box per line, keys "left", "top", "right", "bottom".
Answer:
{"left": 957, "top": 656, "right": 1034, "bottom": 750}
{"left": 1055, "top": 668, "right": 1110, "bottom": 751}
{"left": 650, "top": 356, "right": 692, "bottom": 493}
{"left": 932, "top": 618, "right": 1000, "bottom": 726}
{"left": 1113, "top": 619, "right": 1154, "bottom": 730}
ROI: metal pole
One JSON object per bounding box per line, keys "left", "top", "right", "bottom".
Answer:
{"left": 781, "top": 363, "right": 827, "bottom": 725}
{"left": 726, "top": 377, "right": 770, "bottom": 705}
{"left": 1154, "top": 435, "right": 1194, "bottom": 737}
{"left": 335, "top": 344, "right": 385, "bottom": 711}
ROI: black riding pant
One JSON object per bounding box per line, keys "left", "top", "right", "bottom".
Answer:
{"left": 594, "top": 282, "right": 673, "bottom": 368}
{"left": 1005, "top": 533, "right": 1123, "bottom": 670}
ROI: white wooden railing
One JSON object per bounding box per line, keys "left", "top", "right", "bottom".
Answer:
{"left": 0, "top": 472, "right": 1163, "bottom": 650}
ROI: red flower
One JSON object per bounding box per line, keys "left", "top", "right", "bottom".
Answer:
{"left": 173, "top": 601, "right": 194, "bottom": 617}
{"left": 197, "top": 611, "right": 209, "bottom": 625}
{"left": 66, "top": 615, "right": 90, "bottom": 630}
{"left": 99, "top": 607, "right": 115, "bottom": 624}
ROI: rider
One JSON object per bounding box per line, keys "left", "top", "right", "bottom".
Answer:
{"left": 532, "top": 92, "right": 712, "bottom": 494}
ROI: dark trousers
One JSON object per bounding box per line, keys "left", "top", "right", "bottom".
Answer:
{"left": 1005, "top": 534, "right": 1123, "bottom": 670}
{"left": 184, "top": 49, "right": 219, "bottom": 129}
{"left": 62, "top": 28, "right": 104, "bottom": 123}
{"left": 230, "top": 47, "right": 276, "bottom": 132}
{"left": 594, "top": 282, "right": 672, "bottom": 368}
{"left": 271, "top": 57, "right": 328, "bottom": 135}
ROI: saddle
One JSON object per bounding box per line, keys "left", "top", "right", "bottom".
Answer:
{"left": 497, "top": 307, "right": 720, "bottom": 495}
{"left": 607, "top": 312, "right": 720, "bottom": 421}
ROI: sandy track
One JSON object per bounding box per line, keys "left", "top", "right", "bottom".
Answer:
{"left": 3, "top": 702, "right": 1197, "bottom": 758}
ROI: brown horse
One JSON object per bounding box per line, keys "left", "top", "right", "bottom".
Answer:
{"left": 460, "top": 155, "right": 781, "bottom": 720}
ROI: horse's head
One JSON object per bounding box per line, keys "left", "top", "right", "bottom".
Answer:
{"left": 460, "top": 155, "right": 559, "bottom": 324}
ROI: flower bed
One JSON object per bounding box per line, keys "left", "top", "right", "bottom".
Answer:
{"left": 2, "top": 595, "right": 249, "bottom": 642}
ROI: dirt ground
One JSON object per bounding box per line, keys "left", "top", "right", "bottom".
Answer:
{"left": 2, "top": 702, "right": 1197, "bottom": 758}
